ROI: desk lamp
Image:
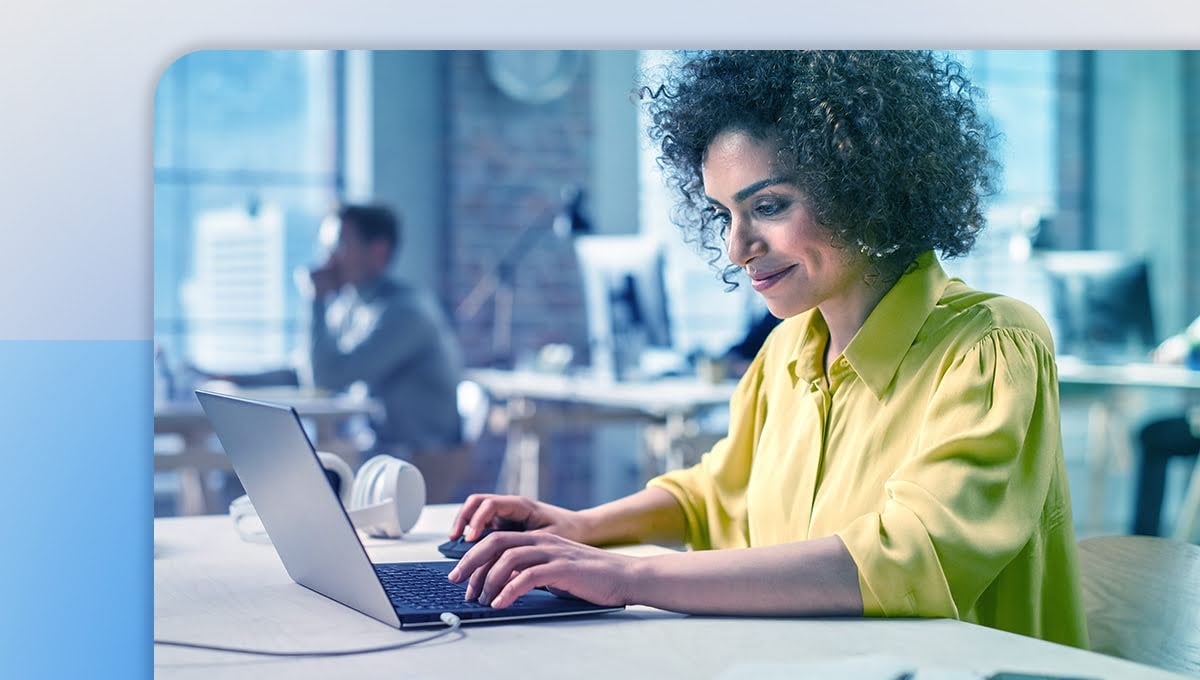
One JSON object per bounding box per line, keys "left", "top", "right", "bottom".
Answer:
{"left": 457, "top": 185, "right": 592, "bottom": 367}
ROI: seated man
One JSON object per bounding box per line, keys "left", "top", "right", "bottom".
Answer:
{"left": 210, "top": 203, "right": 468, "bottom": 503}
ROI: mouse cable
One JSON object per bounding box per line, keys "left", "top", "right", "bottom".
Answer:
{"left": 154, "top": 612, "right": 462, "bottom": 657}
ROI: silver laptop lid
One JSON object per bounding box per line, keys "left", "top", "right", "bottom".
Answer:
{"left": 195, "top": 390, "right": 401, "bottom": 628}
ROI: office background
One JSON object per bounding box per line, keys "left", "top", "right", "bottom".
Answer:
{"left": 4, "top": 1, "right": 1200, "bottom": 675}
{"left": 152, "top": 50, "right": 1200, "bottom": 536}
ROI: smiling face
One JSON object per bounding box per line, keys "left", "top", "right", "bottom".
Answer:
{"left": 701, "top": 129, "right": 868, "bottom": 320}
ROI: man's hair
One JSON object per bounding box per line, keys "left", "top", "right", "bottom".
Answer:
{"left": 338, "top": 203, "right": 401, "bottom": 257}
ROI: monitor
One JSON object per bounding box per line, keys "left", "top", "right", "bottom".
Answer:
{"left": 574, "top": 235, "right": 672, "bottom": 379}
{"left": 1039, "top": 251, "right": 1156, "bottom": 363}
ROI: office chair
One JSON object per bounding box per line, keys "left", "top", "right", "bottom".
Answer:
{"left": 407, "top": 379, "right": 491, "bottom": 505}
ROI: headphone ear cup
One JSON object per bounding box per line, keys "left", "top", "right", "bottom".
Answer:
{"left": 350, "top": 455, "right": 384, "bottom": 513}
{"left": 382, "top": 458, "right": 425, "bottom": 535}
{"left": 348, "top": 455, "right": 426, "bottom": 538}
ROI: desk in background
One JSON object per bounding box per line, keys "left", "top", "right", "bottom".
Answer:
{"left": 466, "top": 368, "right": 736, "bottom": 499}
{"left": 154, "top": 387, "right": 382, "bottom": 515}
{"left": 1056, "top": 357, "right": 1200, "bottom": 542}
{"left": 154, "top": 504, "right": 1184, "bottom": 680}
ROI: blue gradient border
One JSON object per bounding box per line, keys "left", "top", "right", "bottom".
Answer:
{"left": 0, "top": 341, "right": 150, "bottom": 679}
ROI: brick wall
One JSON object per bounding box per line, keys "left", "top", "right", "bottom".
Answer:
{"left": 443, "top": 51, "right": 596, "bottom": 505}
{"left": 444, "top": 52, "right": 592, "bottom": 369}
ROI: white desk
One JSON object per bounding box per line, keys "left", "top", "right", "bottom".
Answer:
{"left": 154, "top": 387, "right": 382, "bottom": 515}
{"left": 154, "top": 505, "right": 1183, "bottom": 680}
{"left": 466, "top": 369, "right": 736, "bottom": 498}
{"left": 1056, "top": 357, "right": 1200, "bottom": 541}
{"left": 1056, "top": 357, "right": 1200, "bottom": 392}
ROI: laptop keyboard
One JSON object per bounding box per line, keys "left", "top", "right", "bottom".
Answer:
{"left": 375, "top": 564, "right": 523, "bottom": 611}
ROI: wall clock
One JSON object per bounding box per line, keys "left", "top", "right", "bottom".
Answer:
{"left": 484, "top": 50, "right": 582, "bottom": 104}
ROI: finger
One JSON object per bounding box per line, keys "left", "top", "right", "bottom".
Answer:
{"left": 448, "top": 495, "right": 483, "bottom": 539}
{"left": 464, "top": 537, "right": 519, "bottom": 601}
{"left": 453, "top": 532, "right": 541, "bottom": 601}
{"left": 468, "top": 498, "right": 502, "bottom": 541}
{"left": 447, "top": 533, "right": 489, "bottom": 584}
{"left": 449, "top": 494, "right": 488, "bottom": 539}
{"left": 479, "top": 545, "right": 549, "bottom": 606}
{"left": 490, "top": 564, "right": 558, "bottom": 610}
{"left": 470, "top": 497, "right": 532, "bottom": 541}
{"left": 449, "top": 530, "right": 522, "bottom": 589}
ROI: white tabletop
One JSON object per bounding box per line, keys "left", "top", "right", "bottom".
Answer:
{"left": 154, "top": 506, "right": 1182, "bottom": 680}
{"left": 1056, "top": 356, "right": 1200, "bottom": 391}
{"left": 154, "top": 386, "right": 382, "bottom": 424}
{"left": 466, "top": 368, "right": 736, "bottom": 417}
{"left": 469, "top": 361, "right": 1200, "bottom": 414}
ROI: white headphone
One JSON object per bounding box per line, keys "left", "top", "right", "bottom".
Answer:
{"left": 230, "top": 452, "right": 426, "bottom": 543}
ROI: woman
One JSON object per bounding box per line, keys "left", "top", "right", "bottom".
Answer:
{"left": 447, "top": 51, "right": 1088, "bottom": 648}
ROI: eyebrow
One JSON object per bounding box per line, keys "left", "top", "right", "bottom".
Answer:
{"left": 705, "top": 176, "right": 792, "bottom": 206}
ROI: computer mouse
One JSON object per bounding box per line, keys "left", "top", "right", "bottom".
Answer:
{"left": 437, "top": 528, "right": 495, "bottom": 560}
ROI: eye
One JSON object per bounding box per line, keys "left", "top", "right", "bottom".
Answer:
{"left": 709, "top": 208, "right": 731, "bottom": 228}
{"left": 755, "top": 198, "right": 789, "bottom": 217}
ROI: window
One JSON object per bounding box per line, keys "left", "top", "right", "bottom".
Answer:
{"left": 154, "top": 50, "right": 344, "bottom": 373}
{"left": 941, "top": 50, "right": 1058, "bottom": 318}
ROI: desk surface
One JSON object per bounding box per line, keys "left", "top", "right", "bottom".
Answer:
{"left": 466, "top": 368, "right": 736, "bottom": 417}
{"left": 154, "top": 506, "right": 1182, "bottom": 680}
{"left": 471, "top": 361, "right": 1200, "bottom": 410}
{"left": 154, "top": 386, "right": 381, "bottom": 423}
{"left": 1056, "top": 357, "right": 1200, "bottom": 391}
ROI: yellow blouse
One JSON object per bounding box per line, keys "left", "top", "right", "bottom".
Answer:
{"left": 648, "top": 252, "right": 1088, "bottom": 648}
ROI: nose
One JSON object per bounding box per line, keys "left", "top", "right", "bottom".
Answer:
{"left": 725, "top": 213, "right": 765, "bottom": 267}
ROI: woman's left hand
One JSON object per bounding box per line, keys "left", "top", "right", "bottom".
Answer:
{"left": 446, "top": 531, "right": 639, "bottom": 609}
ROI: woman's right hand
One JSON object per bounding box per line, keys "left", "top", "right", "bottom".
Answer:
{"left": 448, "top": 494, "right": 591, "bottom": 544}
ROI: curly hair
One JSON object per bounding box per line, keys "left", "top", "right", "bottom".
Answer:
{"left": 641, "top": 50, "right": 1000, "bottom": 287}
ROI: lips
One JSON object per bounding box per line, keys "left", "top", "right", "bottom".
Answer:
{"left": 749, "top": 265, "right": 796, "bottom": 292}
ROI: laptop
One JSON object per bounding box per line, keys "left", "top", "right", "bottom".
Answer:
{"left": 196, "top": 389, "right": 624, "bottom": 628}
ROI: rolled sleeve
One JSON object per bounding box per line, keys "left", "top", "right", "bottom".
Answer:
{"left": 647, "top": 351, "right": 768, "bottom": 551}
{"left": 836, "top": 328, "right": 1060, "bottom": 619}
